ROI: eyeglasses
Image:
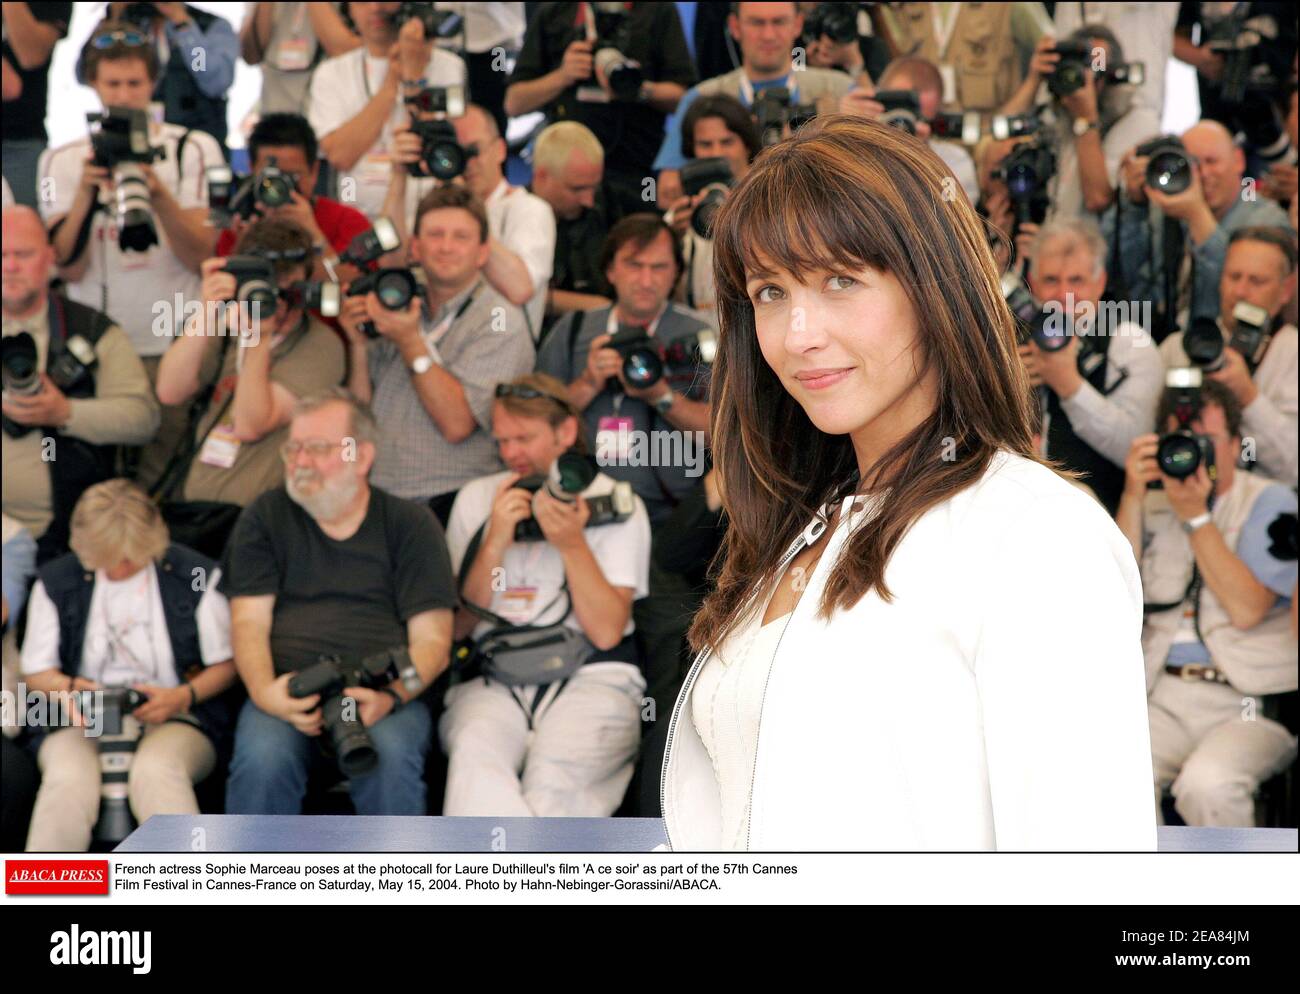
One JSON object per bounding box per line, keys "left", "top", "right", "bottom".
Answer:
{"left": 279, "top": 439, "right": 348, "bottom": 462}
{"left": 91, "top": 30, "right": 149, "bottom": 49}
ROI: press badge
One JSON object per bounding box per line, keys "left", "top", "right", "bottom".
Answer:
{"left": 198, "top": 424, "right": 241, "bottom": 469}
{"left": 275, "top": 37, "right": 311, "bottom": 72}
{"left": 499, "top": 586, "right": 538, "bottom": 625}
{"left": 596, "top": 415, "right": 634, "bottom": 462}
{"left": 576, "top": 85, "right": 611, "bottom": 103}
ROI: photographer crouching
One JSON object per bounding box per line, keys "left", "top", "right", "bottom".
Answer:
{"left": 441, "top": 373, "right": 650, "bottom": 816}
{"left": 19, "top": 479, "right": 236, "bottom": 851}
{"left": 222, "top": 389, "right": 455, "bottom": 816}
{"left": 1116, "top": 375, "right": 1297, "bottom": 827}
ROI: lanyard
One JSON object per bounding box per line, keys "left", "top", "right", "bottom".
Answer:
{"left": 425, "top": 284, "right": 480, "bottom": 347}
{"left": 931, "top": 2, "right": 962, "bottom": 58}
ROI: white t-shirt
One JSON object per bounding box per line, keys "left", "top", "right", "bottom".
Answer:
{"left": 1, "top": 175, "right": 13, "bottom": 208}
{"left": 404, "top": 177, "right": 555, "bottom": 336}
{"left": 445, "top": 468, "right": 651, "bottom": 641}
{"left": 37, "top": 122, "right": 220, "bottom": 358}
{"left": 21, "top": 564, "right": 233, "bottom": 687}
{"left": 308, "top": 45, "right": 468, "bottom": 220}
{"left": 433, "top": 2, "right": 526, "bottom": 54}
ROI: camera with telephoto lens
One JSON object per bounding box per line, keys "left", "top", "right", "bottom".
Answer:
{"left": 1156, "top": 367, "right": 1217, "bottom": 482}
{"left": 1026, "top": 302, "right": 1077, "bottom": 353}
{"left": 1047, "top": 41, "right": 1143, "bottom": 98}
{"left": 1136, "top": 134, "right": 1194, "bottom": 196}
{"left": 805, "top": 2, "right": 859, "bottom": 45}
{"left": 2, "top": 331, "right": 100, "bottom": 438}
{"left": 220, "top": 255, "right": 340, "bottom": 321}
{"left": 1202, "top": 7, "right": 1281, "bottom": 107}
{"left": 289, "top": 647, "right": 423, "bottom": 778}
{"left": 1181, "top": 303, "right": 1272, "bottom": 374}
{"left": 680, "top": 156, "right": 734, "bottom": 239}
{"left": 75, "top": 687, "right": 147, "bottom": 847}
{"left": 752, "top": 87, "right": 818, "bottom": 148}
{"left": 931, "top": 110, "right": 983, "bottom": 146}
{"left": 875, "top": 90, "right": 923, "bottom": 135}
{"left": 605, "top": 324, "right": 717, "bottom": 391}
{"left": 405, "top": 84, "right": 466, "bottom": 118}
{"left": 346, "top": 268, "right": 422, "bottom": 338}
{"left": 585, "top": 2, "right": 642, "bottom": 101}
{"left": 513, "top": 453, "right": 637, "bottom": 541}
{"left": 993, "top": 136, "right": 1055, "bottom": 225}
{"left": 120, "top": 1, "right": 158, "bottom": 30}
{"left": 1001, "top": 271, "right": 1039, "bottom": 345}
{"left": 87, "top": 107, "right": 163, "bottom": 253}
{"left": 989, "top": 112, "right": 1041, "bottom": 142}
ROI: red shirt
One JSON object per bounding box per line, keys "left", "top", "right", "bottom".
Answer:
{"left": 215, "top": 196, "right": 372, "bottom": 257}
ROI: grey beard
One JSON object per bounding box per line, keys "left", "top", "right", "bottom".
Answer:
{"left": 286, "top": 467, "right": 360, "bottom": 523}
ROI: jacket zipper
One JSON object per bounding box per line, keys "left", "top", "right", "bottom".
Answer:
{"left": 660, "top": 645, "right": 710, "bottom": 850}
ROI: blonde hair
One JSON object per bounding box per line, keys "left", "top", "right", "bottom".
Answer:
{"left": 69, "top": 479, "right": 170, "bottom": 571}
{"left": 494, "top": 372, "right": 588, "bottom": 455}
{"left": 533, "top": 121, "right": 604, "bottom": 176}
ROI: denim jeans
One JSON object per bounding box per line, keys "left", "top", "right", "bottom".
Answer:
{"left": 225, "top": 697, "right": 432, "bottom": 815}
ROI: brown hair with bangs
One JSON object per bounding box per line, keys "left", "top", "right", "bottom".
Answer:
{"left": 688, "top": 114, "right": 1044, "bottom": 656}
{"left": 494, "top": 372, "right": 589, "bottom": 456}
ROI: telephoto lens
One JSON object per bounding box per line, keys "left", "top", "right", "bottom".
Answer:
{"left": 1137, "top": 136, "right": 1194, "bottom": 195}
{"left": 1156, "top": 430, "right": 1216, "bottom": 481}
{"left": 112, "top": 163, "right": 160, "bottom": 252}
{"left": 1, "top": 332, "right": 42, "bottom": 397}
{"left": 1181, "top": 316, "right": 1226, "bottom": 371}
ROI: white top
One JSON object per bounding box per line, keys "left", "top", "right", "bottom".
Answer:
{"left": 21, "top": 565, "right": 233, "bottom": 686}
{"left": 1160, "top": 323, "right": 1298, "bottom": 488}
{"left": 405, "top": 177, "right": 556, "bottom": 335}
{"left": 433, "top": 2, "right": 526, "bottom": 54}
{"left": 1052, "top": 2, "right": 1180, "bottom": 120}
{"left": 661, "top": 450, "right": 1157, "bottom": 851}
{"left": 37, "top": 123, "right": 222, "bottom": 357}
{"left": 308, "top": 45, "right": 468, "bottom": 220}
{"left": 445, "top": 469, "right": 651, "bottom": 642}
{"left": 691, "top": 612, "right": 788, "bottom": 850}
{"left": 1048, "top": 103, "right": 1162, "bottom": 220}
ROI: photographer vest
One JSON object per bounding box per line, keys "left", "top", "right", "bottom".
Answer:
{"left": 39, "top": 543, "right": 234, "bottom": 750}
{"left": 1043, "top": 325, "right": 1124, "bottom": 515}
{"left": 695, "top": 66, "right": 852, "bottom": 112}
{"left": 3, "top": 296, "right": 119, "bottom": 565}
{"left": 155, "top": 5, "right": 228, "bottom": 149}
{"left": 1140, "top": 469, "right": 1297, "bottom": 696}
{"left": 890, "top": 2, "right": 1021, "bottom": 112}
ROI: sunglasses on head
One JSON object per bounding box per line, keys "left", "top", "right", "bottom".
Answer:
{"left": 91, "top": 30, "right": 149, "bottom": 49}
{"left": 494, "top": 383, "right": 571, "bottom": 409}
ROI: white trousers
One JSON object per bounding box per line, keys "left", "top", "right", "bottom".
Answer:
{"left": 1149, "top": 672, "right": 1297, "bottom": 827}
{"left": 26, "top": 719, "right": 215, "bottom": 852}
{"left": 440, "top": 661, "right": 646, "bottom": 817}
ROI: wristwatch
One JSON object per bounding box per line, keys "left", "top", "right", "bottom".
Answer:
{"left": 410, "top": 353, "right": 435, "bottom": 376}
{"left": 654, "top": 390, "right": 676, "bottom": 416}
{"left": 1072, "top": 116, "right": 1099, "bottom": 138}
{"left": 1181, "top": 511, "right": 1213, "bottom": 535}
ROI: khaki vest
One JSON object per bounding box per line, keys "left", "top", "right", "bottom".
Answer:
{"left": 1140, "top": 470, "right": 1298, "bottom": 696}
{"left": 891, "top": 2, "right": 1021, "bottom": 112}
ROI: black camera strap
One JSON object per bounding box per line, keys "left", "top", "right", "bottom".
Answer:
{"left": 455, "top": 518, "right": 572, "bottom": 631}
{"left": 149, "top": 332, "right": 234, "bottom": 502}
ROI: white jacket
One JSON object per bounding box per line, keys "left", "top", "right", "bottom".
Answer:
{"left": 661, "top": 450, "right": 1158, "bottom": 851}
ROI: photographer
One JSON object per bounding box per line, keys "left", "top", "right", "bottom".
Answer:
{"left": 1116, "top": 380, "right": 1297, "bottom": 827}
{"left": 1021, "top": 217, "right": 1164, "bottom": 515}
{"left": 802, "top": 1, "right": 890, "bottom": 83}
{"left": 999, "top": 26, "right": 1160, "bottom": 218}
{"left": 440, "top": 372, "right": 650, "bottom": 815}
{"left": 505, "top": 1, "right": 696, "bottom": 219}
{"left": 1159, "top": 226, "right": 1297, "bottom": 488}
{"left": 1, "top": 513, "right": 38, "bottom": 850}
{"left": 1113, "top": 120, "right": 1292, "bottom": 336}
{"left": 1, "top": 2, "right": 71, "bottom": 209}
{"left": 535, "top": 214, "right": 713, "bottom": 723}
{"left": 1051, "top": 1, "right": 1177, "bottom": 120}
{"left": 154, "top": 219, "right": 345, "bottom": 556}
{"left": 664, "top": 94, "right": 759, "bottom": 316}
{"left": 654, "top": 1, "right": 851, "bottom": 208}
{"left": 531, "top": 121, "right": 620, "bottom": 324}
{"left": 240, "top": 2, "right": 360, "bottom": 116}
{"left": 39, "top": 21, "right": 222, "bottom": 487}
{"left": 2, "top": 207, "right": 159, "bottom": 564}
{"left": 19, "top": 480, "right": 236, "bottom": 852}
{"left": 341, "top": 186, "right": 534, "bottom": 527}
{"left": 99, "top": 2, "right": 238, "bottom": 152}
{"left": 210, "top": 113, "right": 372, "bottom": 285}
{"left": 385, "top": 103, "right": 555, "bottom": 336}
{"left": 223, "top": 389, "right": 456, "bottom": 816}
{"left": 308, "top": 0, "right": 467, "bottom": 220}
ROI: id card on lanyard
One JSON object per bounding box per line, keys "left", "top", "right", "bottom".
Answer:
{"left": 932, "top": 2, "right": 962, "bottom": 105}
{"left": 275, "top": 3, "right": 312, "bottom": 71}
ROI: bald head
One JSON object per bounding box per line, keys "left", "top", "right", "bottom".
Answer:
{"left": 1181, "top": 120, "right": 1246, "bottom": 217}
{"left": 2, "top": 206, "right": 55, "bottom": 318}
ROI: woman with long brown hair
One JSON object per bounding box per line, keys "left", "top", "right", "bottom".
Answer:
{"left": 660, "top": 115, "right": 1157, "bottom": 851}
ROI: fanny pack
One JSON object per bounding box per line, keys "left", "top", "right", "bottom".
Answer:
{"left": 452, "top": 522, "right": 594, "bottom": 687}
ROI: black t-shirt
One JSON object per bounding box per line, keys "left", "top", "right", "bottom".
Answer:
{"left": 223, "top": 486, "right": 456, "bottom": 675}
{"left": 509, "top": 2, "right": 697, "bottom": 176}
{"left": 1, "top": 2, "right": 73, "bottom": 142}
{"left": 549, "top": 180, "right": 622, "bottom": 297}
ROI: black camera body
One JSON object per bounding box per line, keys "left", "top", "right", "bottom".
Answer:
{"left": 2, "top": 331, "right": 99, "bottom": 437}
{"left": 511, "top": 454, "right": 637, "bottom": 541}
{"left": 1047, "top": 42, "right": 1093, "bottom": 97}
{"left": 587, "top": 3, "right": 642, "bottom": 101}
{"left": 606, "top": 325, "right": 664, "bottom": 389}
{"left": 805, "top": 2, "right": 858, "bottom": 45}
{"left": 408, "top": 118, "right": 475, "bottom": 180}
{"left": 680, "top": 156, "right": 734, "bottom": 239}
{"left": 345, "top": 268, "right": 422, "bottom": 338}
{"left": 120, "top": 2, "right": 159, "bottom": 30}
{"left": 752, "top": 87, "right": 817, "bottom": 148}
{"left": 392, "top": 1, "right": 463, "bottom": 39}
{"left": 1136, "top": 134, "right": 1194, "bottom": 196}
{"left": 88, "top": 107, "right": 164, "bottom": 253}
{"left": 994, "top": 137, "right": 1055, "bottom": 225}
{"left": 221, "top": 255, "right": 280, "bottom": 315}
{"left": 875, "top": 89, "right": 924, "bottom": 135}
{"left": 289, "top": 647, "right": 420, "bottom": 777}
{"left": 1156, "top": 367, "right": 1218, "bottom": 483}
{"left": 1181, "top": 302, "right": 1273, "bottom": 374}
